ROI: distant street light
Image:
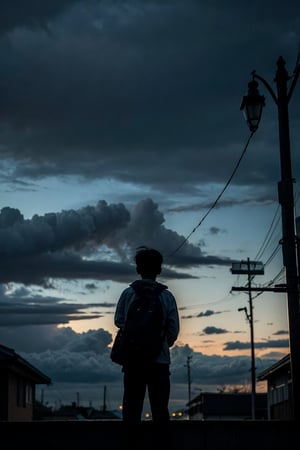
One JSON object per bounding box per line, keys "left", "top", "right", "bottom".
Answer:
{"left": 240, "top": 56, "right": 300, "bottom": 421}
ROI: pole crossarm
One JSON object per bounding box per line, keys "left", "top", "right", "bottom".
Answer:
{"left": 231, "top": 286, "right": 287, "bottom": 293}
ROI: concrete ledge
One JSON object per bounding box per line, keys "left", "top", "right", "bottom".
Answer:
{"left": 0, "top": 420, "right": 297, "bottom": 450}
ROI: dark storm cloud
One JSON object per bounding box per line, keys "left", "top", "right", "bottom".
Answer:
{"left": 0, "top": 332, "right": 281, "bottom": 390}
{"left": 0, "top": 298, "right": 110, "bottom": 326}
{"left": 0, "top": 199, "right": 133, "bottom": 284}
{"left": 0, "top": 201, "right": 130, "bottom": 256}
{"left": 0, "top": 324, "right": 115, "bottom": 377}
{"left": 0, "top": 252, "right": 137, "bottom": 285}
{"left": 181, "top": 309, "right": 225, "bottom": 320}
{"left": 198, "top": 310, "right": 222, "bottom": 318}
{"left": 273, "top": 329, "right": 289, "bottom": 335}
{"left": 0, "top": 305, "right": 102, "bottom": 326}
{"left": 0, "top": 0, "right": 84, "bottom": 34}
{"left": 223, "top": 339, "right": 289, "bottom": 351}
{"left": 0, "top": 0, "right": 299, "bottom": 197}
{"left": 0, "top": 198, "right": 234, "bottom": 285}
{"left": 0, "top": 284, "right": 115, "bottom": 326}
{"left": 209, "top": 227, "right": 223, "bottom": 236}
{"left": 202, "top": 326, "right": 228, "bottom": 335}
{"left": 167, "top": 195, "right": 276, "bottom": 213}
{"left": 170, "top": 345, "right": 280, "bottom": 386}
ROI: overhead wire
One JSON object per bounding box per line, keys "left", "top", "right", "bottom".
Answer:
{"left": 172, "top": 127, "right": 287, "bottom": 310}
{"left": 254, "top": 205, "right": 281, "bottom": 262}
{"left": 168, "top": 130, "right": 255, "bottom": 257}
{"left": 167, "top": 121, "right": 295, "bottom": 308}
{"left": 241, "top": 179, "right": 300, "bottom": 295}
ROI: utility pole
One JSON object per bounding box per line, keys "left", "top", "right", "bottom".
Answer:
{"left": 231, "top": 259, "right": 264, "bottom": 420}
{"left": 238, "top": 303, "right": 255, "bottom": 419}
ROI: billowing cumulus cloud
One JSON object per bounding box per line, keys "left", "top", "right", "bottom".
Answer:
{"left": 0, "top": 198, "right": 235, "bottom": 285}
{"left": 0, "top": 201, "right": 130, "bottom": 257}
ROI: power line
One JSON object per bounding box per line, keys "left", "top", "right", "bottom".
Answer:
{"left": 169, "top": 131, "right": 255, "bottom": 257}
{"left": 254, "top": 205, "right": 281, "bottom": 261}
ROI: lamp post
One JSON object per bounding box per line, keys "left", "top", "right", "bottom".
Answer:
{"left": 240, "top": 56, "right": 300, "bottom": 421}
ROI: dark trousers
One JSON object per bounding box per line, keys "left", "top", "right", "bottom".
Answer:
{"left": 122, "top": 362, "right": 171, "bottom": 449}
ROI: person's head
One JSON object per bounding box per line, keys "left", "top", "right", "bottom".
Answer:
{"left": 134, "top": 246, "right": 163, "bottom": 279}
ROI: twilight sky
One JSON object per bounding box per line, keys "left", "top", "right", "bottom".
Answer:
{"left": 0, "top": 0, "right": 299, "bottom": 412}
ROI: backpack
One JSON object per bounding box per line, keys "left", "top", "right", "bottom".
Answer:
{"left": 111, "top": 280, "right": 167, "bottom": 366}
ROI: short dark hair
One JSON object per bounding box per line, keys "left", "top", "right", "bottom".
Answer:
{"left": 135, "top": 246, "right": 163, "bottom": 276}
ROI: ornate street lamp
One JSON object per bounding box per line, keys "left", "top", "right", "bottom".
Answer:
{"left": 240, "top": 79, "right": 265, "bottom": 132}
{"left": 241, "top": 56, "right": 300, "bottom": 421}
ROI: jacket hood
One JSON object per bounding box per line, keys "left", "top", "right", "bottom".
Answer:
{"left": 130, "top": 279, "right": 168, "bottom": 294}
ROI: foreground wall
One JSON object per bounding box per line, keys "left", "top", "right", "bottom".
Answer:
{"left": 0, "top": 419, "right": 297, "bottom": 450}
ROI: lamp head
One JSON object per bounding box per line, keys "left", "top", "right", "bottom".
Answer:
{"left": 240, "top": 79, "right": 265, "bottom": 132}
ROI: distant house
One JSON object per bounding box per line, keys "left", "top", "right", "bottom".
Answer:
{"left": 0, "top": 344, "right": 51, "bottom": 421}
{"left": 186, "top": 392, "right": 268, "bottom": 420}
{"left": 256, "top": 353, "right": 292, "bottom": 420}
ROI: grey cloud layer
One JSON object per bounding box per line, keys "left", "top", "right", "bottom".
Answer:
{"left": 0, "top": 323, "right": 283, "bottom": 390}
{"left": 0, "top": 0, "right": 83, "bottom": 34}
{"left": 0, "top": 0, "right": 299, "bottom": 196}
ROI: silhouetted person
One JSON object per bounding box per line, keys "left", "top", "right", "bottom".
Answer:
{"left": 114, "top": 246, "right": 180, "bottom": 449}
